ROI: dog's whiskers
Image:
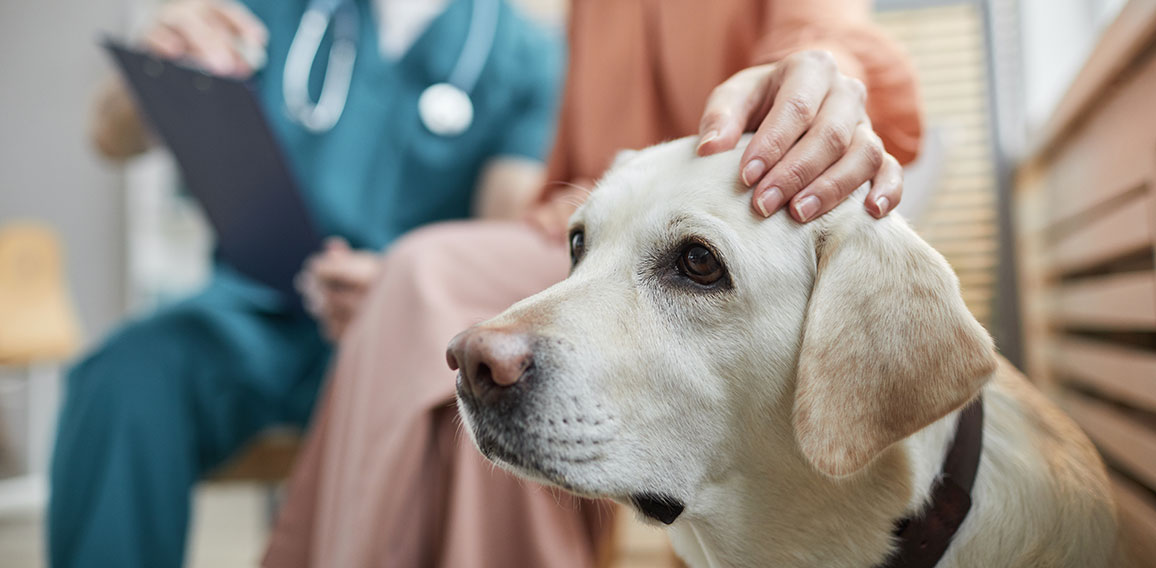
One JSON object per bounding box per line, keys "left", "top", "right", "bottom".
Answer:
{"left": 544, "top": 180, "right": 594, "bottom": 197}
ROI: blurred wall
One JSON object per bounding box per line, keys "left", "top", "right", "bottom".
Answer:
{"left": 0, "top": 0, "right": 131, "bottom": 343}
{"left": 1019, "top": 0, "right": 1127, "bottom": 131}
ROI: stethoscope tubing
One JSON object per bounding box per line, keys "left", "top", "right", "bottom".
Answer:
{"left": 283, "top": 0, "right": 498, "bottom": 134}
{"left": 448, "top": 0, "right": 498, "bottom": 94}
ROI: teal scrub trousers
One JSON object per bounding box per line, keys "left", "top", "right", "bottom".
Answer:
{"left": 46, "top": 0, "right": 564, "bottom": 564}
{"left": 48, "top": 284, "right": 330, "bottom": 568}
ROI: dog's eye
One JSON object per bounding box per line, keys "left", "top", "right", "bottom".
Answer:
{"left": 678, "top": 243, "right": 724, "bottom": 285}
{"left": 569, "top": 230, "right": 586, "bottom": 267}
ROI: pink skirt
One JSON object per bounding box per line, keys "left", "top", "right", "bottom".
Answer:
{"left": 263, "top": 221, "right": 613, "bottom": 568}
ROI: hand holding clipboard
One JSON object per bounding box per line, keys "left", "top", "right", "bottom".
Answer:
{"left": 104, "top": 39, "right": 321, "bottom": 305}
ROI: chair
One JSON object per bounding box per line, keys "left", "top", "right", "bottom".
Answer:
{"left": 0, "top": 222, "right": 82, "bottom": 513}
{"left": 0, "top": 222, "right": 82, "bottom": 364}
{"left": 208, "top": 428, "right": 302, "bottom": 484}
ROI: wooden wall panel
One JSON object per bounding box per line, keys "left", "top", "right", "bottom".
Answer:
{"left": 1049, "top": 272, "right": 1156, "bottom": 330}
{"left": 1114, "top": 474, "right": 1156, "bottom": 567}
{"left": 1015, "top": 2, "right": 1156, "bottom": 565}
{"left": 1052, "top": 337, "right": 1156, "bottom": 412}
{"left": 1064, "top": 393, "right": 1156, "bottom": 490}
{"left": 1047, "top": 191, "right": 1152, "bottom": 275}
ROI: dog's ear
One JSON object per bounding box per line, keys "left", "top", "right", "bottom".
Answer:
{"left": 793, "top": 214, "right": 996, "bottom": 478}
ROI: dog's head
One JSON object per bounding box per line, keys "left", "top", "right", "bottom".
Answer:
{"left": 449, "top": 137, "right": 996, "bottom": 526}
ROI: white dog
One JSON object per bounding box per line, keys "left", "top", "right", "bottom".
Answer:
{"left": 448, "top": 137, "right": 1118, "bottom": 568}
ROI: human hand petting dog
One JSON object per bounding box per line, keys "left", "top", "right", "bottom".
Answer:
{"left": 297, "top": 238, "right": 383, "bottom": 342}
{"left": 697, "top": 50, "right": 903, "bottom": 222}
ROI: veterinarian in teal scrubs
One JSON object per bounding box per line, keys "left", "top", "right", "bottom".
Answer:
{"left": 49, "top": 0, "right": 561, "bottom": 566}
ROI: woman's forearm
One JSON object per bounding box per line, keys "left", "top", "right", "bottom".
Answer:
{"left": 90, "top": 75, "right": 152, "bottom": 161}
{"left": 473, "top": 157, "right": 548, "bottom": 222}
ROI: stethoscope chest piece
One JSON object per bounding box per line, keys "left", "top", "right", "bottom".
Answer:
{"left": 286, "top": 0, "right": 496, "bottom": 135}
{"left": 419, "top": 82, "right": 474, "bottom": 137}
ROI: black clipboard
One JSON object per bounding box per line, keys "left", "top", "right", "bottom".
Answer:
{"left": 103, "top": 39, "right": 321, "bottom": 304}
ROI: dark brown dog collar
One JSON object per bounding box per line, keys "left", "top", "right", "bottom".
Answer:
{"left": 879, "top": 396, "right": 984, "bottom": 568}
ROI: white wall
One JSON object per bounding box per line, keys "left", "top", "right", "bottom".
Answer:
{"left": 1019, "top": 0, "right": 1126, "bottom": 131}
{"left": 0, "top": 0, "right": 133, "bottom": 343}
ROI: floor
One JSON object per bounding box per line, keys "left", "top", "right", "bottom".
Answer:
{"left": 0, "top": 483, "right": 271, "bottom": 568}
{"left": 0, "top": 483, "right": 680, "bottom": 568}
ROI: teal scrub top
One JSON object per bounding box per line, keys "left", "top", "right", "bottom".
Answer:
{"left": 211, "top": 0, "right": 563, "bottom": 309}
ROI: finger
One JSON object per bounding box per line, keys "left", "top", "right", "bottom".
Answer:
{"left": 324, "top": 236, "right": 351, "bottom": 252}
{"left": 784, "top": 124, "right": 885, "bottom": 223}
{"left": 298, "top": 270, "right": 327, "bottom": 312}
{"left": 301, "top": 253, "right": 325, "bottom": 282}
{"left": 313, "top": 256, "right": 353, "bottom": 286}
{"left": 327, "top": 286, "right": 364, "bottom": 314}
{"left": 161, "top": 8, "right": 241, "bottom": 75}
{"left": 865, "top": 153, "right": 903, "bottom": 218}
{"left": 209, "top": 1, "right": 268, "bottom": 47}
{"left": 142, "top": 25, "right": 187, "bottom": 59}
{"left": 696, "top": 65, "right": 776, "bottom": 156}
{"left": 322, "top": 298, "right": 356, "bottom": 338}
{"left": 751, "top": 82, "right": 866, "bottom": 217}
{"left": 315, "top": 253, "right": 379, "bottom": 290}
{"left": 317, "top": 267, "right": 370, "bottom": 293}
{"left": 206, "top": 1, "right": 268, "bottom": 73}
{"left": 739, "top": 52, "right": 837, "bottom": 188}
{"left": 301, "top": 283, "right": 326, "bottom": 317}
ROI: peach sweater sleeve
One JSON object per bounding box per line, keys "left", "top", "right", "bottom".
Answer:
{"left": 754, "top": 0, "right": 924, "bottom": 164}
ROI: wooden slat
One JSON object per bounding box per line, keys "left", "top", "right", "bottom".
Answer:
{"left": 928, "top": 239, "right": 997, "bottom": 256}
{"left": 1051, "top": 337, "right": 1156, "bottom": 412}
{"left": 957, "top": 271, "right": 996, "bottom": 289}
{"left": 1151, "top": 167, "right": 1156, "bottom": 266}
{"left": 916, "top": 207, "right": 996, "bottom": 227}
{"left": 1050, "top": 272, "right": 1156, "bottom": 329}
{"left": 1064, "top": 393, "right": 1156, "bottom": 490}
{"left": 944, "top": 255, "right": 998, "bottom": 272}
{"left": 1047, "top": 190, "right": 1154, "bottom": 275}
{"left": 1111, "top": 474, "right": 1156, "bottom": 568}
{"left": 1043, "top": 52, "right": 1156, "bottom": 225}
{"left": 921, "top": 223, "right": 997, "bottom": 241}
{"left": 1031, "top": 0, "right": 1156, "bottom": 159}
{"left": 934, "top": 192, "right": 998, "bottom": 210}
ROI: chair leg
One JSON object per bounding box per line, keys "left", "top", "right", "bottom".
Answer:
{"left": 26, "top": 362, "right": 61, "bottom": 475}
{"left": 263, "top": 483, "right": 283, "bottom": 526}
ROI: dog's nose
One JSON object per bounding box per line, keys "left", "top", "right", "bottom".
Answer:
{"left": 447, "top": 327, "right": 533, "bottom": 400}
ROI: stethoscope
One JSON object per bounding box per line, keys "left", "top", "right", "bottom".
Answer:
{"left": 282, "top": 0, "right": 498, "bottom": 136}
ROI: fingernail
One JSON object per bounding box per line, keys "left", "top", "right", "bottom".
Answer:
{"left": 756, "top": 187, "right": 784, "bottom": 218}
{"left": 741, "top": 159, "right": 766, "bottom": 187}
{"left": 875, "top": 196, "right": 891, "bottom": 216}
{"left": 697, "top": 130, "right": 719, "bottom": 152}
{"left": 209, "top": 52, "right": 234, "bottom": 75}
{"left": 794, "top": 195, "right": 821, "bottom": 222}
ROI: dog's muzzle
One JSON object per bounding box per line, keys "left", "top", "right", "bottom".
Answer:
{"left": 450, "top": 326, "right": 683, "bottom": 525}
{"left": 448, "top": 325, "right": 562, "bottom": 480}
{"left": 447, "top": 326, "right": 535, "bottom": 404}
